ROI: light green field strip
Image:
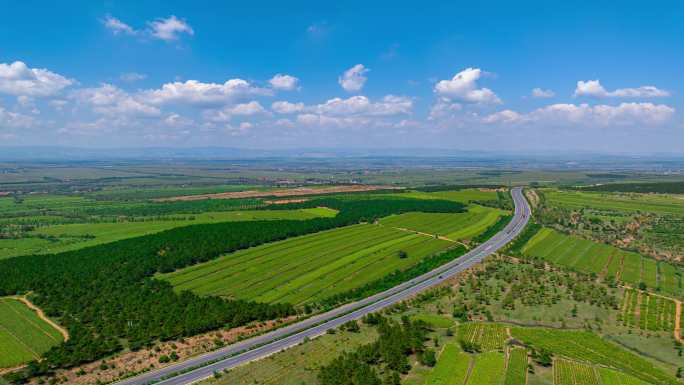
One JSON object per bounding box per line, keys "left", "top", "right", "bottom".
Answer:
{"left": 411, "top": 314, "right": 454, "bottom": 328}
{"left": 521, "top": 227, "right": 553, "bottom": 253}
{"left": 658, "top": 262, "right": 682, "bottom": 296}
{"left": 160, "top": 223, "right": 451, "bottom": 304}
{"left": 0, "top": 209, "right": 333, "bottom": 260}
{"left": 400, "top": 189, "right": 498, "bottom": 203}
{"left": 641, "top": 258, "right": 658, "bottom": 289}
{"left": 598, "top": 367, "right": 653, "bottom": 385}
{"left": 274, "top": 238, "right": 452, "bottom": 304}
{"left": 165, "top": 225, "right": 401, "bottom": 295}
{"left": 620, "top": 252, "right": 642, "bottom": 284}
{"left": 545, "top": 190, "right": 684, "bottom": 216}
{"left": 504, "top": 348, "right": 528, "bottom": 385}
{"left": 466, "top": 351, "right": 506, "bottom": 385}
{"left": 0, "top": 298, "right": 64, "bottom": 368}
{"left": 378, "top": 206, "right": 503, "bottom": 241}
{"left": 424, "top": 343, "right": 471, "bottom": 385}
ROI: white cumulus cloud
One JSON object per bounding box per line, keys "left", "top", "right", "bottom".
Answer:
{"left": 481, "top": 102, "right": 675, "bottom": 127}
{"left": 103, "top": 15, "right": 136, "bottom": 35}
{"left": 0, "top": 61, "right": 74, "bottom": 97}
{"left": 311, "top": 95, "right": 412, "bottom": 116}
{"left": 142, "top": 79, "right": 271, "bottom": 106}
{"left": 574, "top": 80, "right": 669, "bottom": 98}
{"left": 434, "top": 68, "right": 501, "bottom": 104}
{"left": 148, "top": 16, "right": 194, "bottom": 41}
{"left": 0, "top": 104, "right": 35, "bottom": 128}
{"left": 269, "top": 74, "right": 299, "bottom": 91}
{"left": 531, "top": 88, "right": 555, "bottom": 98}
{"left": 74, "top": 84, "right": 160, "bottom": 117}
{"left": 339, "top": 64, "right": 369, "bottom": 92}
{"left": 272, "top": 101, "right": 305, "bottom": 114}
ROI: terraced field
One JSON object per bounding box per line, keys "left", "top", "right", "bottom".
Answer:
{"left": 0, "top": 298, "right": 65, "bottom": 368}
{"left": 459, "top": 322, "right": 508, "bottom": 351}
{"left": 619, "top": 289, "right": 676, "bottom": 332}
{"left": 521, "top": 228, "right": 683, "bottom": 297}
{"left": 378, "top": 205, "right": 504, "bottom": 240}
{"left": 511, "top": 327, "right": 676, "bottom": 384}
{"left": 160, "top": 223, "right": 453, "bottom": 304}
{"left": 424, "top": 343, "right": 471, "bottom": 385}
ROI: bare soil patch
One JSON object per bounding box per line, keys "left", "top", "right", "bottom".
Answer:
{"left": 157, "top": 185, "right": 401, "bottom": 202}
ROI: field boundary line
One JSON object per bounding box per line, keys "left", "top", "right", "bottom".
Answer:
{"left": 674, "top": 300, "right": 682, "bottom": 344}
{"left": 385, "top": 225, "right": 471, "bottom": 249}
{"left": 10, "top": 295, "right": 69, "bottom": 342}
{"left": 0, "top": 323, "right": 40, "bottom": 360}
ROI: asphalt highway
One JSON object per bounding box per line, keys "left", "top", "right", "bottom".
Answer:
{"left": 117, "top": 187, "right": 530, "bottom": 385}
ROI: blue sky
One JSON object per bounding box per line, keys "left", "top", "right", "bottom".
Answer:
{"left": 0, "top": 0, "right": 682, "bottom": 153}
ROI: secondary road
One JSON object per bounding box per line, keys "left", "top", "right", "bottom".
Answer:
{"left": 118, "top": 187, "right": 530, "bottom": 385}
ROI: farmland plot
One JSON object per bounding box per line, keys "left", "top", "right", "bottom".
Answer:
{"left": 459, "top": 322, "right": 508, "bottom": 351}
{"left": 424, "top": 343, "right": 471, "bottom": 385}
{"left": 511, "top": 327, "right": 676, "bottom": 384}
{"left": 378, "top": 205, "right": 504, "bottom": 240}
{"left": 504, "top": 347, "right": 528, "bottom": 385}
{"left": 620, "top": 289, "right": 675, "bottom": 332}
{"left": 554, "top": 359, "right": 600, "bottom": 385}
{"left": 160, "top": 223, "right": 452, "bottom": 304}
{"left": 520, "top": 228, "right": 682, "bottom": 297}
{"left": 465, "top": 351, "right": 506, "bottom": 385}
{"left": 0, "top": 298, "right": 64, "bottom": 368}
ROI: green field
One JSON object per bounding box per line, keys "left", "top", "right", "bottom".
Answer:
{"left": 379, "top": 205, "right": 504, "bottom": 240}
{"left": 0, "top": 298, "right": 64, "bottom": 368}
{"left": 504, "top": 348, "right": 528, "bottom": 385}
{"left": 511, "top": 327, "right": 676, "bottom": 384}
{"left": 554, "top": 358, "right": 601, "bottom": 385}
{"left": 402, "top": 188, "right": 499, "bottom": 203}
{"left": 544, "top": 190, "right": 684, "bottom": 216}
{"left": 521, "top": 228, "right": 683, "bottom": 297}
{"left": 424, "top": 343, "right": 471, "bottom": 385}
{"left": 0, "top": 208, "right": 336, "bottom": 260}
{"left": 160, "top": 223, "right": 453, "bottom": 304}
{"left": 466, "top": 351, "right": 506, "bottom": 385}
{"left": 458, "top": 322, "right": 508, "bottom": 351}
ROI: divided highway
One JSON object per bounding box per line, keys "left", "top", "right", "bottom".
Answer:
{"left": 118, "top": 187, "right": 531, "bottom": 385}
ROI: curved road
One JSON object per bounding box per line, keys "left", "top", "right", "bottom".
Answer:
{"left": 118, "top": 187, "right": 530, "bottom": 385}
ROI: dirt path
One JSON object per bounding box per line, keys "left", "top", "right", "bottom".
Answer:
{"left": 674, "top": 300, "right": 682, "bottom": 344}
{"left": 12, "top": 295, "right": 69, "bottom": 342}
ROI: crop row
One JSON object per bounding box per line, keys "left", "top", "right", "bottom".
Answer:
{"left": 522, "top": 228, "right": 682, "bottom": 298}
{"left": 619, "top": 289, "right": 675, "bottom": 332}
{"left": 511, "top": 327, "right": 675, "bottom": 384}
{"left": 554, "top": 358, "right": 600, "bottom": 385}
{"left": 504, "top": 348, "right": 528, "bottom": 385}
{"left": 459, "top": 322, "right": 508, "bottom": 351}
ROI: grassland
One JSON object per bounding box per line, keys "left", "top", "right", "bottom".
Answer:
{"left": 402, "top": 188, "right": 499, "bottom": 203}
{"left": 521, "top": 227, "right": 683, "bottom": 297}
{"left": 0, "top": 208, "right": 336, "bottom": 260}
{"left": 0, "top": 298, "right": 64, "bottom": 368}
{"left": 378, "top": 205, "right": 504, "bottom": 240}
{"left": 160, "top": 223, "right": 453, "bottom": 304}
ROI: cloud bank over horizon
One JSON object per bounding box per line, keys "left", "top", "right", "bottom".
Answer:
{"left": 0, "top": 2, "right": 682, "bottom": 153}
